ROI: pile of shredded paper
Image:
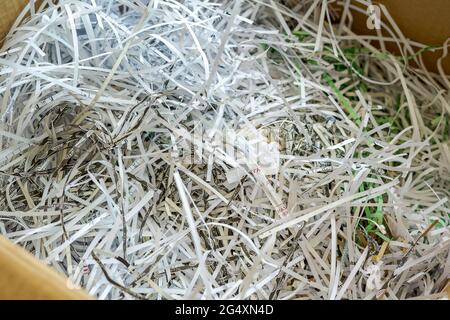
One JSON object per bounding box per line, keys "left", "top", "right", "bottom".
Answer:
{"left": 0, "top": 0, "right": 449, "bottom": 300}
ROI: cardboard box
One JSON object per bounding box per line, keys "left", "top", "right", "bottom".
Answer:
{"left": 0, "top": 0, "right": 448, "bottom": 300}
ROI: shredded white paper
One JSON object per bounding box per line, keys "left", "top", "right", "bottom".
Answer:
{"left": 0, "top": 0, "right": 449, "bottom": 300}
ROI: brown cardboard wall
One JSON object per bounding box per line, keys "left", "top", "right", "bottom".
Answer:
{"left": 0, "top": 235, "right": 92, "bottom": 299}
{"left": 334, "top": 0, "right": 450, "bottom": 74}
{"left": 0, "top": 0, "right": 31, "bottom": 43}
